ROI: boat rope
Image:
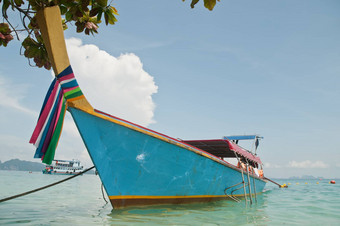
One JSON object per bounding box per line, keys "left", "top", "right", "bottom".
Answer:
{"left": 0, "top": 166, "right": 95, "bottom": 203}
{"left": 101, "top": 183, "right": 108, "bottom": 204}
{"left": 264, "top": 177, "right": 288, "bottom": 188}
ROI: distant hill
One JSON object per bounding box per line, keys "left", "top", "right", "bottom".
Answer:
{"left": 0, "top": 159, "right": 45, "bottom": 171}
{"left": 288, "top": 175, "right": 325, "bottom": 180}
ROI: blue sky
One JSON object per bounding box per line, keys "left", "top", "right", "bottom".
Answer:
{"left": 1, "top": 0, "right": 339, "bottom": 178}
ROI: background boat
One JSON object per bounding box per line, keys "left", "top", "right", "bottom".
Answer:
{"left": 43, "top": 159, "right": 84, "bottom": 175}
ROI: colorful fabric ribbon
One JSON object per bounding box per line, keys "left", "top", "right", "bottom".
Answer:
{"left": 30, "top": 66, "right": 84, "bottom": 164}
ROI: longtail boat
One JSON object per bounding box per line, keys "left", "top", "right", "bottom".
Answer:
{"left": 29, "top": 6, "right": 267, "bottom": 209}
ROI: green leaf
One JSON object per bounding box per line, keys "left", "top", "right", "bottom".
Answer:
{"left": 75, "top": 9, "right": 83, "bottom": 18}
{"left": 104, "top": 12, "right": 109, "bottom": 25}
{"left": 14, "top": 0, "right": 23, "bottom": 7}
{"left": 190, "top": 0, "right": 199, "bottom": 8}
{"left": 65, "top": 11, "right": 72, "bottom": 21}
{"left": 27, "top": 45, "right": 40, "bottom": 58}
{"left": 97, "top": 11, "right": 103, "bottom": 21}
{"left": 204, "top": 0, "right": 216, "bottom": 11}
{"left": 110, "top": 6, "right": 118, "bottom": 15}
{"left": 2, "top": 0, "right": 11, "bottom": 19}
{"left": 22, "top": 37, "right": 36, "bottom": 48}
{"left": 59, "top": 5, "right": 67, "bottom": 15}
{"left": 106, "top": 10, "right": 116, "bottom": 25}
{"left": 97, "top": 0, "right": 108, "bottom": 7}
{"left": 185, "top": 0, "right": 218, "bottom": 10}
{"left": 0, "top": 23, "right": 10, "bottom": 33}
{"left": 75, "top": 21, "right": 85, "bottom": 33}
{"left": 35, "top": 32, "right": 44, "bottom": 44}
{"left": 61, "top": 19, "right": 68, "bottom": 30}
{"left": 89, "top": 7, "right": 99, "bottom": 17}
{"left": 81, "top": 0, "right": 90, "bottom": 11}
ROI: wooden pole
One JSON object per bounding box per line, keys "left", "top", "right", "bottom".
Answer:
{"left": 36, "top": 6, "right": 70, "bottom": 75}
{"left": 36, "top": 6, "right": 93, "bottom": 112}
{"left": 234, "top": 153, "right": 248, "bottom": 203}
{"left": 245, "top": 161, "right": 253, "bottom": 204}
{"left": 252, "top": 175, "right": 257, "bottom": 202}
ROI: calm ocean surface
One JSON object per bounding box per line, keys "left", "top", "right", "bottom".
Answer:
{"left": 0, "top": 170, "right": 339, "bottom": 225}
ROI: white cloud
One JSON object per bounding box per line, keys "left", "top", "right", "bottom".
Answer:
{"left": 264, "top": 162, "right": 282, "bottom": 169}
{"left": 0, "top": 38, "right": 158, "bottom": 166}
{"left": 0, "top": 76, "right": 36, "bottom": 116}
{"left": 65, "top": 38, "right": 158, "bottom": 127}
{"left": 42, "top": 38, "right": 159, "bottom": 166}
{"left": 288, "top": 160, "right": 329, "bottom": 169}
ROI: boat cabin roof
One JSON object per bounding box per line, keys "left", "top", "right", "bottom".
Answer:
{"left": 182, "top": 137, "right": 262, "bottom": 165}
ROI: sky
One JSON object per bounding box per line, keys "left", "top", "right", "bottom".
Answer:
{"left": 0, "top": 0, "right": 339, "bottom": 178}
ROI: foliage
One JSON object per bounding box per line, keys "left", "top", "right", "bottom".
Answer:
{"left": 184, "top": 0, "right": 220, "bottom": 11}
{"left": 1, "top": 0, "right": 218, "bottom": 70}
{"left": 0, "top": 0, "right": 118, "bottom": 70}
{"left": 0, "top": 22, "right": 13, "bottom": 46}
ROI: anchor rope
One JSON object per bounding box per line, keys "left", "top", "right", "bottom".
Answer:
{"left": 0, "top": 166, "right": 95, "bottom": 203}
{"left": 101, "top": 183, "right": 108, "bottom": 204}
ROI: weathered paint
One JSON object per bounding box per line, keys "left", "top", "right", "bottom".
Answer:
{"left": 69, "top": 107, "right": 266, "bottom": 209}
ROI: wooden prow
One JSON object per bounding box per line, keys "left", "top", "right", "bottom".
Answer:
{"left": 36, "top": 6, "right": 93, "bottom": 113}
{"left": 36, "top": 6, "right": 70, "bottom": 75}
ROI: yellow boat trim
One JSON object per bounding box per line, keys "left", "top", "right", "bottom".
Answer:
{"left": 67, "top": 95, "right": 85, "bottom": 103}
{"left": 109, "top": 195, "right": 244, "bottom": 200}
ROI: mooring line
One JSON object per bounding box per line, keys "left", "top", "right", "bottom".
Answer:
{"left": 263, "top": 177, "right": 288, "bottom": 188}
{"left": 101, "top": 183, "right": 108, "bottom": 204}
{"left": 0, "top": 166, "right": 95, "bottom": 203}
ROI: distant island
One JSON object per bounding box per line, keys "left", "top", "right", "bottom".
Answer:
{"left": 288, "top": 175, "right": 325, "bottom": 180}
{"left": 0, "top": 159, "right": 45, "bottom": 171}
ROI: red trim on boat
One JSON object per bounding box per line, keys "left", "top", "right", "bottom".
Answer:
{"left": 184, "top": 139, "right": 262, "bottom": 164}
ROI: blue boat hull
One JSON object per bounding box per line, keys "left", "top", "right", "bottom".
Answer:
{"left": 69, "top": 108, "right": 266, "bottom": 208}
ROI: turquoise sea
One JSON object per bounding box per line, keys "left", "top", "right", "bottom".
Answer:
{"left": 0, "top": 170, "right": 339, "bottom": 225}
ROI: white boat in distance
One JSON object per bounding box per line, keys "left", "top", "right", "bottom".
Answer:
{"left": 43, "top": 159, "right": 84, "bottom": 175}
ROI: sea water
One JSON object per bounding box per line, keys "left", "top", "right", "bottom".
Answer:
{"left": 0, "top": 171, "right": 339, "bottom": 225}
